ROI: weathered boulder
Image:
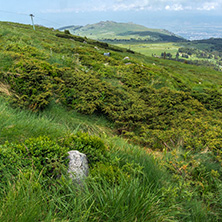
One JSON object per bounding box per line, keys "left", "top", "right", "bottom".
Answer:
{"left": 67, "top": 150, "right": 89, "bottom": 183}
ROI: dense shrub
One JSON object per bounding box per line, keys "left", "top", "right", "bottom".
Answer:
{"left": 0, "top": 136, "right": 69, "bottom": 183}
{"left": 56, "top": 33, "right": 85, "bottom": 43}
{"left": 191, "top": 88, "right": 222, "bottom": 111}
{"left": 162, "top": 149, "right": 222, "bottom": 220}
{"left": 5, "top": 59, "right": 57, "bottom": 111}
{"left": 60, "top": 132, "right": 107, "bottom": 167}
{"left": 58, "top": 68, "right": 109, "bottom": 114}
{"left": 64, "top": 30, "right": 71, "bottom": 35}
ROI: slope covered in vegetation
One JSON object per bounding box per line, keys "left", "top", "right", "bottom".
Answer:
{"left": 0, "top": 21, "right": 222, "bottom": 221}
{"left": 59, "top": 21, "right": 185, "bottom": 43}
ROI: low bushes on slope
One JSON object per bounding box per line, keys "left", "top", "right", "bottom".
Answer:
{"left": 1, "top": 55, "right": 222, "bottom": 158}
{"left": 0, "top": 136, "right": 69, "bottom": 185}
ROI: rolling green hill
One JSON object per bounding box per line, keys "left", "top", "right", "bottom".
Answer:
{"left": 59, "top": 21, "right": 185, "bottom": 42}
{"left": 0, "top": 21, "right": 222, "bottom": 221}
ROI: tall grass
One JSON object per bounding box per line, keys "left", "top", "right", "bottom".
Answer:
{"left": 0, "top": 98, "right": 111, "bottom": 144}
{"left": 0, "top": 98, "right": 66, "bottom": 143}
{"left": 50, "top": 176, "right": 175, "bottom": 222}
{"left": 0, "top": 172, "right": 53, "bottom": 222}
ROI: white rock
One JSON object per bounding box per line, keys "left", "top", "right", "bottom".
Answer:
{"left": 67, "top": 150, "right": 89, "bottom": 183}
{"left": 104, "top": 52, "right": 111, "bottom": 56}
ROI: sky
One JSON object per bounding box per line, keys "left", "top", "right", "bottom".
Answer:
{"left": 0, "top": 0, "right": 222, "bottom": 39}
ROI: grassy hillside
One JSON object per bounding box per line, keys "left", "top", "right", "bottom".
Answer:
{"left": 0, "top": 21, "right": 222, "bottom": 221}
{"left": 59, "top": 21, "right": 185, "bottom": 42}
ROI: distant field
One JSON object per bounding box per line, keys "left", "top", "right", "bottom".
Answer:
{"left": 115, "top": 42, "right": 181, "bottom": 57}
{"left": 114, "top": 42, "right": 222, "bottom": 71}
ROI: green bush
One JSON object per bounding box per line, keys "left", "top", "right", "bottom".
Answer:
{"left": 5, "top": 59, "right": 57, "bottom": 111}
{"left": 90, "top": 160, "right": 144, "bottom": 185}
{"left": 192, "top": 88, "right": 222, "bottom": 111}
{"left": 64, "top": 30, "right": 71, "bottom": 35}
{"left": 60, "top": 132, "right": 108, "bottom": 167}
{"left": 22, "top": 136, "right": 69, "bottom": 176}
{"left": 0, "top": 143, "right": 24, "bottom": 186}
{"left": 0, "top": 136, "right": 69, "bottom": 182}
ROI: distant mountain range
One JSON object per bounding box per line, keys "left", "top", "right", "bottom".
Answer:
{"left": 59, "top": 21, "right": 185, "bottom": 43}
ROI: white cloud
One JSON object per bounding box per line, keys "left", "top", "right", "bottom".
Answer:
{"left": 110, "top": 0, "right": 221, "bottom": 11}
{"left": 112, "top": 2, "right": 152, "bottom": 11}
{"left": 42, "top": 0, "right": 222, "bottom": 13}
{"left": 197, "top": 2, "right": 218, "bottom": 10}
{"left": 165, "top": 4, "right": 184, "bottom": 11}
{"left": 111, "top": 0, "right": 152, "bottom": 11}
{"left": 41, "top": 8, "right": 78, "bottom": 13}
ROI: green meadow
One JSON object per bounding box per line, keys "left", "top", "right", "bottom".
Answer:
{"left": 115, "top": 42, "right": 180, "bottom": 57}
